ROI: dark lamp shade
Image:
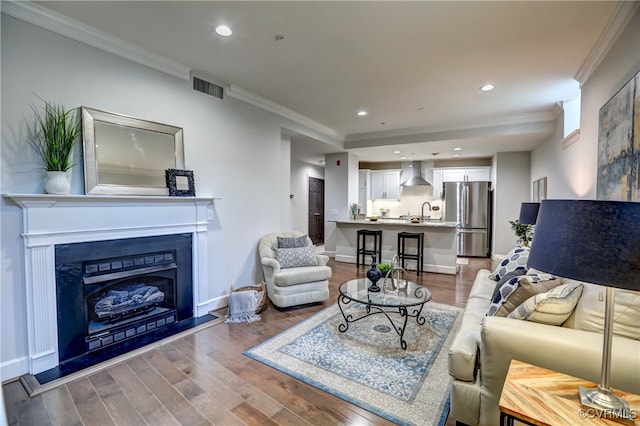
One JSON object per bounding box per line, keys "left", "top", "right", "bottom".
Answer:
{"left": 518, "top": 202, "right": 540, "bottom": 225}
{"left": 527, "top": 199, "right": 640, "bottom": 291}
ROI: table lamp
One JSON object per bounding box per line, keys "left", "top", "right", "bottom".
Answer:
{"left": 518, "top": 202, "right": 540, "bottom": 244}
{"left": 527, "top": 199, "right": 640, "bottom": 417}
{"left": 518, "top": 202, "right": 540, "bottom": 225}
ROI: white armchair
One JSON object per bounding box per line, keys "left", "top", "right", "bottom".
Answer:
{"left": 259, "top": 231, "right": 331, "bottom": 308}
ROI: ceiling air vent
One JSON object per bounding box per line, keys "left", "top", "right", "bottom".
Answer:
{"left": 193, "top": 77, "right": 223, "bottom": 99}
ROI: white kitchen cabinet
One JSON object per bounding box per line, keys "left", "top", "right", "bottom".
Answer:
{"left": 464, "top": 167, "right": 491, "bottom": 182}
{"left": 359, "top": 170, "right": 369, "bottom": 190}
{"left": 442, "top": 169, "right": 466, "bottom": 182}
{"left": 432, "top": 169, "right": 443, "bottom": 200}
{"left": 358, "top": 170, "right": 370, "bottom": 211}
{"left": 441, "top": 167, "right": 491, "bottom": 182}
{"left": 370, "top": 170, "right": 400, "bottom": 200}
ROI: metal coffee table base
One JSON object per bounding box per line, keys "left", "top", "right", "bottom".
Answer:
{"left": 337, "top": 295, "right": 427, "bottom": 350}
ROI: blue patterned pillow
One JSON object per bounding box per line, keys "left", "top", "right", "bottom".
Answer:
{"left": 277, "top": 235, "right": 309, "bottom": 248}
{"left": 489, "top": 247, "right": 529, "bottom": 281}
{"left": 275, "top": 247, "right": 318, "bottom": 269}
{"left": 486, "top": 273, "right": 559, "bottom": 316}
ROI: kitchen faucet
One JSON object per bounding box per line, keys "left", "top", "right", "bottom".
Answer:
{"left": 421, "top": 201, "right": 432, "bottom": 221}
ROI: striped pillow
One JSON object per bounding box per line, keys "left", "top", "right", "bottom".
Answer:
{"left": 508, "top": 283, "right": 583, "bottom": 325}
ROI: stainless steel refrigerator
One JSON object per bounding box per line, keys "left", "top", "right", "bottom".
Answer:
{"left": 443, "top": 181, "right": 491, "bottom": 257}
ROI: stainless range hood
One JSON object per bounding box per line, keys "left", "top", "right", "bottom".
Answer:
{"left": 401, "top": 161, "right": 432, "bottom": 186}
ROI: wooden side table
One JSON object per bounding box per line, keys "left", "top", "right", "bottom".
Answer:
{"left": 499, "top": 360, "right": 640, "bottom": 426}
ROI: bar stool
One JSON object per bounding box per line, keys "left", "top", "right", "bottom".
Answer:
{"left": 356, "top": 229, "right": 382, "bottom": 268}
{"left": 397, "top": 232, "right": 424, "bottom": 274}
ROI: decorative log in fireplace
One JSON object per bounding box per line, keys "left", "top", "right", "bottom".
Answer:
{"left": 94, "top": 283, "right": 164, "bottom": 320}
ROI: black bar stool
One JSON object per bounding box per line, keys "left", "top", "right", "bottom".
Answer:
{"left": 397, "top": 232, "right": 424, "bottom": 274}
{"left": 356, "top": 229, "right": 382, "bottom": 268}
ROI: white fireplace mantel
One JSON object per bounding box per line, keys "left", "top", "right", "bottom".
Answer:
{"left": 4, "top": 193, "right": 217, "bottom": 374}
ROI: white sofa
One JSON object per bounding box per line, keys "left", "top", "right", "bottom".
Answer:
{"left": 259, "top": 231, "right": 331, "bottom": 308}
{"left": 448, "top": 268, "right": 640, "bottom": 425}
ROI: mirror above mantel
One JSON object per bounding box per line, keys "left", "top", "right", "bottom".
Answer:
{"left": 82, "top": 107, "right": 185, "bottom": 196}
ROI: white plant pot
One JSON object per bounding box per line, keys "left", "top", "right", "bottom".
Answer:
{"left": 44, "top": 171, "right": 71, "bottom": 195}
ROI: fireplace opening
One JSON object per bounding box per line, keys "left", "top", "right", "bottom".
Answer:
{"left": 82, "top": 250, "right": 179, "bottom": 352}
{"left": 55, "top": 234, "right": 193, "bottom": 365}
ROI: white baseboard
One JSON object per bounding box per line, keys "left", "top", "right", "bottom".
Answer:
{"left": 196, "top": 295, "right": 228, "bottom": 316}
{"left": 1, "top": 356, "right": 29, "bottom": 383}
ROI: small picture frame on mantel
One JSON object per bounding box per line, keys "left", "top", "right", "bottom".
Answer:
{"left": 165, "top": 169, "right": 196, "bottom": 196}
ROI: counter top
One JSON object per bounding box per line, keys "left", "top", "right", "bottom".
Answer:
{"left": 331, "top": 219, "right": 457, "bottom": 228}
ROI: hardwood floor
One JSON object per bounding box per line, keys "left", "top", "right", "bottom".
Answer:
{"left": 3, "top": 257, "right": 491, "bottom": 425}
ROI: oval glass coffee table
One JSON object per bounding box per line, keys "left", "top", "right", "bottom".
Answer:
{"left": 337, "top": 278, "right": 432, "bottom": 350}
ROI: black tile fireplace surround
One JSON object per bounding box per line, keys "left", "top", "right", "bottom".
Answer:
{"left": 41, "top": 233, "right": 215, "bottom": 384}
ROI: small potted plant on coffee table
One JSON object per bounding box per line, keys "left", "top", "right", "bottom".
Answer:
{"left": 377, "top": 262, "right": 392, "bottom": 278}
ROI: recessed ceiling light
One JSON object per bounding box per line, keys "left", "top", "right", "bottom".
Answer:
{"left": 215, "top": 25, "right": 232, "bottom": 37}
{"left": 480, "top": 83, "right": 495, "bottom": 92}
{"left": 357, "top": 111, "right": 368, "bottom": 116}
{"left": 453, "top": 154, "right": 460, "bottom": 158}
{"left": 453, "top": 147, "right": 462, "bottom": 151}
{"left": 400, "top": 156, "right": 407, "bottom": 160}
{"left": 393, "top": 150, "right": 401, "bottom": 154}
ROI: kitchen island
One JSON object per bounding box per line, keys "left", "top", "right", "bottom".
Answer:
{"left": 330, "top": 219, "right": 458, "bottom": 275}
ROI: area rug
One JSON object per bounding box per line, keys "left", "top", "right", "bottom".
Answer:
{"left": 244, "top": 301, "right": 462, "bottom": 426}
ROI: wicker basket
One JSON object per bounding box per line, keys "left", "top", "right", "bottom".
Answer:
{"left": 230, "top": 281, "right": 268, "bottom": 313}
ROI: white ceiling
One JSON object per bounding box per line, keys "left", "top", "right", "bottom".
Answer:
{"left": 32, "top": 1, "right": 619, "bottom": 165}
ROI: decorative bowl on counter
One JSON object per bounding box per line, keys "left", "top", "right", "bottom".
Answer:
{"left": 368, "top": 216, "right": 379, "bottom": 221}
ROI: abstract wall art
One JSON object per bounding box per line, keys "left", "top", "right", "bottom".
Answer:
{"left": 597, "top": 69, "right": 640, "bottom": 201}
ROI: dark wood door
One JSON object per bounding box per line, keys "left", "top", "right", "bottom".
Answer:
{"left": 308, "top": 177, "right": 325, "bottom": 245}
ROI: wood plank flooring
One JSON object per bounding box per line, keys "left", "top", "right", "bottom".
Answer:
{"left": 3, "top": 257, "right": 491, "bottom": 425}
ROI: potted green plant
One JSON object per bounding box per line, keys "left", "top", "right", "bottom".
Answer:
{"left": 29, "top": 99, "right": 81, "bottom": 194}
{"left": 377, "top": 262, "right": 392, "bottom": 277}
{"left": 509, "top": 219, "right": 533, "bottom": 246}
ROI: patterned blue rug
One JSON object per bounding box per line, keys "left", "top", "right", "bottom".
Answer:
{"left": 244, "top": 301, "right": 462, "bottom": 426}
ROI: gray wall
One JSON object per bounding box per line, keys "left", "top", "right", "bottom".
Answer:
{"left": 0, "top": 14, "right": 339, "bottom": 379}
{"left": 291, "top": 159, "right": 325, "bottom": 234}
{"left": 492, "top": 152, "right": 531, "bottom": 256}
{"left": 531, "top": 8, "right": 640, "bottom": 200}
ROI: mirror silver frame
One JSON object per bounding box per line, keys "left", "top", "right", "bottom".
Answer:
{"left": 82, "top": 107, "right": 185, "bottom": 196}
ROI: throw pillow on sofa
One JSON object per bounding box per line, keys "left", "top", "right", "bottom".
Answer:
{"left": 277, "top": 235, "right": 309, "bottom": 248}
{"left": 486, "top": 274, "right": 561, "bottom": 317}
{"left": 489, "top": 247, "right": 530, "bottom": 281}
{"left": 491, "top": 269, "right": 527, "bottom": 303}
{"left": 508, "top": 282, "right": 583, "bottom": 325}
{"left": 275, "top": 246, "right": 318, "bottom": 269}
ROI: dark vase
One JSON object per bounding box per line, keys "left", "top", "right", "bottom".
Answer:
{"left": 366, "top": 254, "right": 382, "bottom": 292}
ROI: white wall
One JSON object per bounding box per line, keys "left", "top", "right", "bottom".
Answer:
{"left": 280, "top": 136, "right": 292, "bottom": 230}
{"left": 291, "top": 159, "right": 324, "bottom": 234}
{"left": 0, "top": 15, "right": 339, "bottom": 380}
{"left": 492, "top": 152, "right": 531, "bottom": 256}
{"left": 532, "top": 8, "right": 640, "bottom": 200}
{"left": 323, "top": 152, "right": 358, "bottom": 255}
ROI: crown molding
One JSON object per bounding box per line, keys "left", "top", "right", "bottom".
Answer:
{"left": 574, "top": 1, "right": 639, "bottom": 86}
{"left": 345, "top": 108, "right": 560, "bottom": 143}
{"left": 1, "top": 1, "right": 191, "bottom": 81}
{"left": 2, "top": 1, "right": 345, "bottom": 141}
{"left": 226, "top": 85, "right": 343, "bottom": 141}
{"left": 344, "top": 120, "right": 556, "bottom": 150}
